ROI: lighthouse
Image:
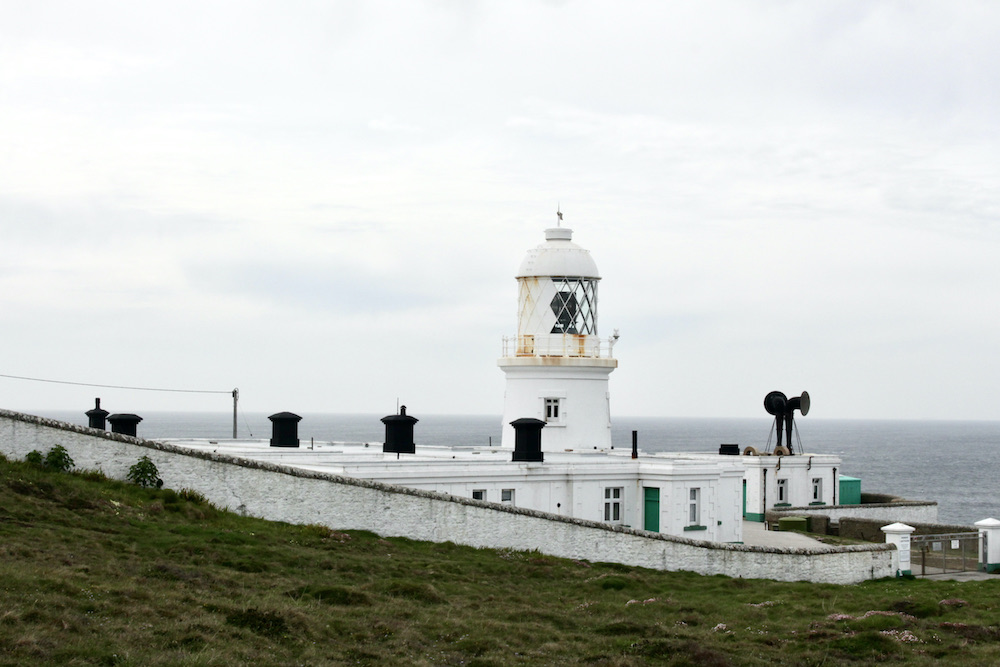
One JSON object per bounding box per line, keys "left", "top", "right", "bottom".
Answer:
{"left": 498, "top": 215, "right": 618, "bottom": 451}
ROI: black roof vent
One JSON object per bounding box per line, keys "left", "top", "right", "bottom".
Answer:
{"left": 108, "top": 413, "right": 142, "bottom": 437}
{"left": 86, "top": 398, "right": 109, "bottom": 430}
{"left": 382, "top": 406, "right": 417, "bottom": 454}
{"left": 511, "top": 417, "right": 545, "bottom": 462}
{"left": 268, "top": 412, "right": 302, "bottom": 448}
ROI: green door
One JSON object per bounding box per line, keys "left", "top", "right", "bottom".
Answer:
{"left": 643, "top": 487, "right": 660, "bottom": 532}
{"left": 742, "top": 480, "right": 747, "bottom": 518}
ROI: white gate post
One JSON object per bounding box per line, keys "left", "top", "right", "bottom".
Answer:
{"left": 881, "top": 522, "right": 915, "bottom": 577}
{"left": 975, "top": 518, "right": 1000, "bottom": 573}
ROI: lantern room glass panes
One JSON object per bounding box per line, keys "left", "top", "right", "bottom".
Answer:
{"left": 548, "top": 277, "right": 598, "bottom": 335}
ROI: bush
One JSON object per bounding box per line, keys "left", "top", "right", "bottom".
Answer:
{"left": 44, "top": 445, "right": 75, "bottom": 472}
{"left": 25, "top": 446, "right": 74, "bottom": 471}
{"left": 127, "top": 455, "right": 163, "bottom": 488}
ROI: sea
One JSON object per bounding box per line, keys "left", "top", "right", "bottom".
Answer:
{"left": 37, "top": 410, "right": 1000, "bottom": 528}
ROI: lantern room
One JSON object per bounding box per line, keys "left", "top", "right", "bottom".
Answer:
{"left": 510, "top": 225, "right": 604, "bottom": 358}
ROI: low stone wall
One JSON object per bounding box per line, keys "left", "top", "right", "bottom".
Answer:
{"left": 861, "top": 493, "right": 905, "bottom": 504}
{"left": 0, "top": 409, "right": 897, "bottom": 584}
{"left": 763, "top": 513, "right": 831, "bottom": 536}
{"left": 838, "top": 518, "right": 976, "bottom": 543}
{"left": 770, "top": 501, "right": 938, "bottom": 528}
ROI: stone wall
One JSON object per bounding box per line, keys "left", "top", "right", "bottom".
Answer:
{"left": 764, "top": 511, "right": 829, "bottom": 534}
{"left": 770, "top": 501, "right": 938, "bottom": 528}
{"left": 0, "top": 409, "right": 897, "bottom": 584}
{"left": 838, "top": 518, "right": 976, "bottom": 543}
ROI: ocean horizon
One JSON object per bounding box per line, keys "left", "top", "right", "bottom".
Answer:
{"left": 26, "top": 409, "right": 1000, "bottom": 528}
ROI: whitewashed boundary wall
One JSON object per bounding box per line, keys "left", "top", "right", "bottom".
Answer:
{"left": 0, "top": 410, "right": 896, "bottom": 584}
{"left": 772, "top": 502, "right": 938, "bottom": 526}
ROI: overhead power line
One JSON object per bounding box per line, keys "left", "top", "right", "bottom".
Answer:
{"left": 0, "top": 373, "right": 232, "bottom": 395}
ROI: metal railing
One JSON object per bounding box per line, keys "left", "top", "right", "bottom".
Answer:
{"left": 501, "top": 334, "right": 618, "bottom": 359}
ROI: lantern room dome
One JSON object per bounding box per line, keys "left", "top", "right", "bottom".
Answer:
{"left": 516, "top": 227, "right": 600, "bottom": 279}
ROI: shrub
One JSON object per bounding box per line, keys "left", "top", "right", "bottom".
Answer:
{"left": 127, "top": 455, "right": 163, "bottom": 488}
{"left": 44, "top": 445, "right": 75, "bottom": 472}
{"left": 25, "top": 450, "right": 44, "bottom": 466}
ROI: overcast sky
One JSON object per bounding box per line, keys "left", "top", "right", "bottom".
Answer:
{"left": 2, "top": 1, "right": 999, "bottom": 422}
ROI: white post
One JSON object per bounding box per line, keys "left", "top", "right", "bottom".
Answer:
{"left": 881, "top": 522, "right": 915, "bottom": 577}
{"left": 975, "top": 518, "right": 1000, "bottom": 573}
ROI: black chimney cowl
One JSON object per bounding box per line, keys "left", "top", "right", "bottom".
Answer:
{"left": 268, "top": 412, "right": 302, "bottom": 448}
{"left": 107, "top": 413, "right": 142, "bottom": 437}
{"left": 382, "top": 406, "right": 417, "bottom": 454}
{"left": 86, "top": 398, "right": 109, "bottom": 430}
{"left": 511, "top": 417, "right": 545, "bottom": 462}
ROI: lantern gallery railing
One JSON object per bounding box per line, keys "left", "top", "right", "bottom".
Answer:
{"left": 501, "top": 334, "right": 618, "bottom": 359}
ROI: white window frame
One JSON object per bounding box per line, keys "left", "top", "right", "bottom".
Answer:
{"left": 543, "top": 397, "right": 563, "bottom": 425}
{"left": 777, "top": 478, "right": 788, "bottom": 504}
{"left": 501, "top": 488, "right": 515, "bottom": 505}
{"left": 688, "top": 488, "right": 701, "bottom": 525}
{"left": 604, "top": 487, "right": 623, "bottom": 524}
{"left": 472, "top": 489, "right": 486, "bottom": 501}
{"left": 812, "top": 478, "right": 823, "bottom": 503}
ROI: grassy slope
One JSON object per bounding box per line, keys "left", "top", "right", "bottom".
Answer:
{"left": 1, "top": 454, "right": 999, "bottom": 666}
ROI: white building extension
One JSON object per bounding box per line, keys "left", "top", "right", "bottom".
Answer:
{"left": 159, "top": 438, "right": 746, "bottom": 543}
{"left": 498, "top": 222, "right": 618, "bottom": 451}
{"left": 740, "top": 453, "right": 842, "bottom": 523}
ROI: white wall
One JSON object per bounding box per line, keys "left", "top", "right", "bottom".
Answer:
{"left": 743, "top": 455, "right": 840, "bottom": 519}
{"left": 334, "top": 455, "right": 745, "bottom": 542}
{"left": 0, "top": 409, "right": 897, "bottom": 584}
{"left": 498, "top": 358, "right": 615, "bottom": 450}
{"left": 640, "top": 466, "right": 745, "bottom": 542}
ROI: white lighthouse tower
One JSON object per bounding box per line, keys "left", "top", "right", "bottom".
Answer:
{"left": 498, "top": 215, "right": 618, "bottom": 450}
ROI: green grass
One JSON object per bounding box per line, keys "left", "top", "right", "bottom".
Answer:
{"left": 2, "top": 453, "right": 1000, "bottom": 665}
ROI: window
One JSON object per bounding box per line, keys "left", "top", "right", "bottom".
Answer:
{"left": 688, "top": 488, "right": 700, "bottom": 525}
{"left": 777, "top": 479, "right": 788, "bottom": 504}
{"left": 544, "top": 398, "right": 561, "bottom": 423}
{"left": 548, "top": 277, "right": 598, "bottom": 334}
{"left": 550, "top": 290, "right": 580, "bottom": 334}
{"left": 501, "top": 488, "right": 515, "bottom": 505}
{"left": 472, "top": 489, "right": 486, "bottom": 501}
{"left": 812, "top": 478, "right": 823, "bottom": 503}
{"left": 604, "top": 487, "right": 623, "bottom": 523}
